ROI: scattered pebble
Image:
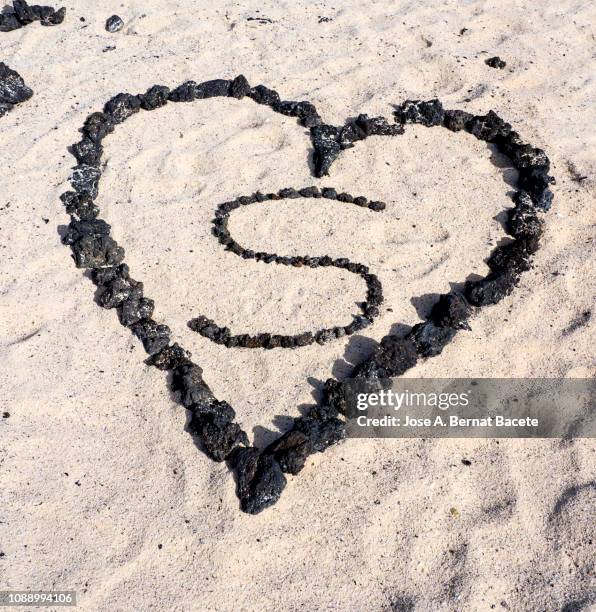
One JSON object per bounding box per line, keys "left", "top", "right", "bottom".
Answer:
{"left": 105, "top": 14, "right": 124, "bottom": 33}
{"left": 485, "top": 56, "right": 507, "bottom": 69}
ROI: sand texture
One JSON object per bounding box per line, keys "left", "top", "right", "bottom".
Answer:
{"left": 1, "top": 1, "right": 595, "bottom": 610}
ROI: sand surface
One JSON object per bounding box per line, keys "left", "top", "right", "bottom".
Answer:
{"left": 1, "top": 1, "right": 595, "bottom": 610}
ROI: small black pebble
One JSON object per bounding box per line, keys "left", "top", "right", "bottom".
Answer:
{"left": 2, "top": 412, "right": 9, "bottom": 418}
{"left": 105, "top": 14, "right": 124, "bottom": 33}
{"left": 462, "top": 459, "right": 472, "bottom": 466}
{"left": 485, "top": 56, "right": 506, "bottom": 69}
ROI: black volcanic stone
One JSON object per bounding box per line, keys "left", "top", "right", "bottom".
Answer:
{"left": 294, "top": 415, "right": 345, "bottom": 453}
{"left": 466, "top": 110, "right": 511, "bottom": 142}
{"left": 0, "top": 13, "right": 20, "bottom": 31}
{"left": 140, "top": 85, "right": 170, "bottom": 110}
{"left": 104, "top": 93, "right": 141, "bottom": 123}
{"left": 229, "top": 74, "right": 251, "bottom": 99}
{"left": 430, "top": 293, "right": 471, "bottom": 330}
{"left": 172, "top": 362, "right": 213, "bottom": 408}
{"left": 465, "top": 272, "right": 518, "bottom": 306}
{"left": 60, "top": 192, "right": 99, "bottom": 221}
{"left": 99, "top": 276, "right": 143, "bottom": 309}
{"left": 195, "top": 79, "right": 231, "bottom": 98}
{"left": 443, "top": 109, "right": 473, "bottom": 132}
{"left": 323, "top": 378, "right": 346, "bottom": 414}
{"left": 0, "top": 1, "right": 65, "bottom": 31}
{"left": 487, "top": 241, "right": 533, "bottom": 276}
{"left": 120, "top": 296, "right": 154, "bottom": 326}
{"left": 274, "top": 100, "right": 321, "bottom": 127}
{"left": 189, "top": 401, "right": 248, "bottom": 462}
{"left": 407, "top": 321, "right": 457, "bottom": 358}
{"left": 105, "top": 14, "right": 124, "bottom": 33}
{"left": 71, "top": 137, "right": 103, "bottom": 166}
{"left": 231, "top": 448, "right": 286, "bottom": 514}
{"left": 131, "top": 319, "right": 171, "bottom": 354}
{"left": 62, "top": 218, "right": 111, "bottom": 245}
{"left": 168, "top": 81, "right": 197, "bottom": 102}
{"left": 299, "top": 186, "right": 320, "bottom": 198}
{"left": 70, "top": 164, "right": 101, "bottom": 198}
{"left": 82, "top": 112, "right": 114, "bottom": 143}
{"left": 91, "top": 263, "right": 129, "bottom": 286}
{"left": 485, "top": 56, "right": 506, "bottom": 69}
{"left": 264, "top": 430, "right": 311, "bottom": 474}
{"left": 507, "top": 191, "right": 544, "bottom": 243}
{"left": 146, "top": 343, "right": 189, "bottom": 371}
{"left": 311, "top": 124, "right": 341, "bottom": 177}
{"left": 0, "top": 63, "right": 33, "bottom": 115}
{"left": 248, "top": 84, "right": 281, "bottom": 106}
{"left": 71, "top": 235, "right": 124, "bottom": 268}
{"left": 394, "top": 99, "right": 444, "bottom": 126}
{"left": 518, "top": 169, "right": 554, "bottom": 211}
{"left": 355, "top": 335, "right": 418, "bottom": 379}
{"left": 340, "top": 114, "right": 404, "bottom": 147}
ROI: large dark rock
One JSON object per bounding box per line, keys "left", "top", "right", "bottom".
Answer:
{"left": 171, "top": 362, "right": 213, "bottom": 408}
{"left": 247, "top": 84, "right": 281, "bottom": 106}
{"left": 465, "top": 272, "right": 518, "bottom": 307}
{"left": 229, "top": 74, "right": 251, "bottom": 99}
{"left": 71, "top": 137, "right": 103, "bottom": 166}
{"left": 0, "top": 1, "right": 65, "bottom": 31}
{"left": 71, "top": 235, "right": 125, "bottom": 268}
{"left": 62, "top": 218, "right": 110, "bottom": 245}
{"left": 407, "top": 321, "right": 457, "bottom": 358}
{"left": 231, "top": 448, "right": 287, "bottom": 514}
{"left": 82, "top": 112, "right": 114, "bottom": 143}
{"left": 354, "top": 335, "right": 418, "bottom": 379}
{"left": 188, "top": 400, "right": 248, "bottom": 462}
{"left": 466, "top": 110, "right": 511, "bottom": 142}
{"left": 311, "top": 124, "right": 341, "bottom": 177}
{"left": 0, "top": 63, "right": 33, "bottom": 114}
{"left": 140, "top": 85, "right": 170, "bottom": 110}
{"left": 394, "top": 99, "right": 444, "bottom": 126}
{"left": 195, "top": 79, "right": 231, "bottom": 98}
{"left": 429, "top": 292, "right": 471, "bottom": 330}
{"left": 99, "top": 276, "right": 143, "bottom": 309}
{"left": 443, "top": 109, "right": 473, "bottom": 132}
{"left": 104, "top": 93, "right": 141, "bottom": 123}
{"left": 60, "top": 191, "right": 99, "bottom": 221}
{"left": 264, "top": 430, "right": 312, "bottom": 474}
{"left": 70, "top": 164, "right": 101, "bottom": 198}
{"left": 145, "top": 343, "right": 189, "bottom": 370}
{"left": 507, "top": 191, "right": 544, "bottom": 243}
{"left": 119, "top": 296, "right": 154, "bottom": 326}
{"left": 131, "top": 319, "right": 171, "bottom": 354}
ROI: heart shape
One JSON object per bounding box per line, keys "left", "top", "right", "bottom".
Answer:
{"left": 60, "top": 75, "right": 553, "bottom": 514}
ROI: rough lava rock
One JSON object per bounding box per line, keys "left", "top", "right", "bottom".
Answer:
{"left": 0, "top": 62, "right": 33, "bottom": 117}
{"left": 105, "top": 14, "right": 124, "bottom": 33}
{"left": 311, "top": 124, "right": 341, "bottom": 177}
{"left": 485, "top": 56, "right": 506, "bottom": 69}
{"left": 0, "top": 0, "right": 65, "bottom": 32}
{"left": 394, "top": 99, "right": 444, "bottom": 126}
{"left": 188, "top": 400, "right": 249, "bottom": 462}
{"left": 231, "top": 448, "right": 287, "bottom": 514}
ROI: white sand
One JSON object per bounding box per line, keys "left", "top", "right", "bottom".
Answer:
{"left": 1, "top": 1, "right": 595, "bottom": 610}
